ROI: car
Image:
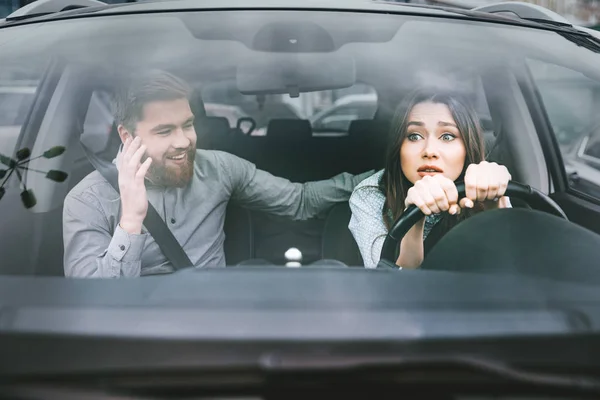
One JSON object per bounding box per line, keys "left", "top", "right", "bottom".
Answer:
{"left": 2, "top": 0, "right": 600, "bottom": 396}
{"left": 309, "top": 93, "right": 378, "bottom": 136}
{"left": 204, "top": 102, "right": 250, "bottom": 128}
{"left": 200, "top": 79, "right": 303, "bottom": 135}
{"left": 560, "top": 123, "right": 600, "bottom": 199}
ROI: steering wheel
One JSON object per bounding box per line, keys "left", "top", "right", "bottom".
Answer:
{"left": 378, "top": 181, "right": 567, "bottom": 267}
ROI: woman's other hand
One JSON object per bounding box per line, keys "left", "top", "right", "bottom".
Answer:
{"left": 460, "top": 161, "right": 511, "bottom": 209}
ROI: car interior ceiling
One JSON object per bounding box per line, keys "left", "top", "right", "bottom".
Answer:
{"left": 3, "top": 46, "right": 550, "bottom": 276}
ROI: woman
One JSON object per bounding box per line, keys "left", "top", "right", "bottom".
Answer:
{"left": 349, "top": 89, "right": 511, "bottom": 269}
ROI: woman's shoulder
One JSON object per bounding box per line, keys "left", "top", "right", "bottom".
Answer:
{"left": 350, "top": 169, "right": 386, "bottom": 209}
{"left": 353, "top": 169, "right": 384, "bottom": 191}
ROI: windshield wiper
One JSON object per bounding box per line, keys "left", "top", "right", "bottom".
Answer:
{"left": 559, "top": 30, "right": 600, "bottom": 54}
{"left": 521, "top": 18, "right": 600, "bottom": 54}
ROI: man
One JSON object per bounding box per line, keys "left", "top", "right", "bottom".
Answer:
{"left": 63, "top": 70, "right": 373, "bottom": 277}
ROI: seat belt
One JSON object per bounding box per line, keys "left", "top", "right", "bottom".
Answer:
{"left": 80, "top": 143, "right": 193, "bottom": 270}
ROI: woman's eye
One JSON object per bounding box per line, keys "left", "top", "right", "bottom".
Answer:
{"left": 440, "top": 133, "right": 456, "bottom": 142}
{"left": 407, "top": 133, "right": 423, "bottom": 142}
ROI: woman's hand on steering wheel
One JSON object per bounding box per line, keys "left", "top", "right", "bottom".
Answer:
{"left": 405, "top": 175, "right": 460, "bottom": 216}
{"left": 462, "top": 161, "right": 511, "bottom": 210}
{"left": 405, "top": 161, "right": 511, "bottom": 217}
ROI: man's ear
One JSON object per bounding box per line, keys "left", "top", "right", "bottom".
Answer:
{"left": 117, "top": 124, "right": 133, "bottom": 145}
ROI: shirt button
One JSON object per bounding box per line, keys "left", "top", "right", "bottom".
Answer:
{"left": 119, "top": 245, "right": 125, "bottom": 251}
{"left": 170, "top": 218, "right": 176, "bottom": 224}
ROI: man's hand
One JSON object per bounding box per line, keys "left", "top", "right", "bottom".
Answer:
{"left": 117, "top": 136, "right": 152, "bottom": 234}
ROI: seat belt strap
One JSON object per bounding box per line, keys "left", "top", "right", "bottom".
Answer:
{"left": 80, "top": 143, "right": 193, "bottom": 270}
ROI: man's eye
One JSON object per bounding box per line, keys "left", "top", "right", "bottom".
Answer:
{"left": 157, "top": 130, "right": 171, "bottom": 136}
{"left": 440, "top": 133, "right": 456, "bottom": 142}
{"left": 407, "top": 133, "right": 423, "bottom": 142}
{"left": 183, "top": 123, "right": 194, "bottom": 130}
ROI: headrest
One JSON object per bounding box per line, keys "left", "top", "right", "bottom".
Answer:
{"left": 197, "top": 116, "right": 229, "bottom": 134}
{"left": 348, "top": 119, "right": 390, "bottom": 138}
{"left": 195, "top": 116, "right": 231, "bottom": 149}
{"left": 189, "top": 89, "right": 206, "bottom": 118}
{"left": 266, "top": 119, "right": 311, "bottom": 140}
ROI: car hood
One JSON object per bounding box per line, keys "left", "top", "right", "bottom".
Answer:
{"left": 0, "top": 267, "right": 599, "bottom": 340}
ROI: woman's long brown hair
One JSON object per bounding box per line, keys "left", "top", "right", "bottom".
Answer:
{"left": 379, "top": 89, "right": 486, "bottom": 230}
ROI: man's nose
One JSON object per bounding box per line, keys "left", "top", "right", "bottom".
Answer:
{"left": 173, "top": 127, "right": 192, "bottom": 148}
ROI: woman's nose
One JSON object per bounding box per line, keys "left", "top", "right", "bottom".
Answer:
{"left": 422, "top": 139, "right": 439, "bottom": 159}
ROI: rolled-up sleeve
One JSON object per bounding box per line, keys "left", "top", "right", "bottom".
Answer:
{"left": 219, "top": 151, "right": 374, "bottom": 220}
{"left": 348, "top": 184, "right": 388, "bottom": 269}
{"left": 63, "top": 191, "right": 147, "bottom": 278}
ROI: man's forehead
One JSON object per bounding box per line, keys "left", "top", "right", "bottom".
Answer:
{"left": 139, "top": 98, "right": 193, "bottom": 124}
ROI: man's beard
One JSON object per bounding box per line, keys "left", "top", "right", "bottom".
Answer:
{"left": 145, "top": 147, "right": 196, "bottom": 188}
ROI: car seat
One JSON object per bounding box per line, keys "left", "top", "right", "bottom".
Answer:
{"left": 321, "top": 202, "right": 364, "bottom": 266}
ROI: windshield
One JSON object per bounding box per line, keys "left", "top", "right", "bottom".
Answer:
{"left": 1, "top": 8, "right": 600, "bottom": 340}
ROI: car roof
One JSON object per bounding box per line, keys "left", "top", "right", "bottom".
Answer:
{"left": 0, "top": 0, "right": 550, "bottom": 30}
{"left": 14, "top": 0, "right": 467, "bottom": 17}
{"left": 88, "top": 0, "right": 462, "bottom": 14}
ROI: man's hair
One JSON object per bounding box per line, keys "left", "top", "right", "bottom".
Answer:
{"left": 113, "top": 70, "right": 191, "bottom": 133}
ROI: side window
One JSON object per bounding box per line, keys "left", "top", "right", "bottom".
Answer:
{"left": 527, "top": 59, "right": 600, "bottom": 200}
{"left": 0, "top": 71, "right": 40, "bottom": 202}
{"left": 0, "top": 84, "right": 37, "bottom": 160}
{"left": 317, "top": 113, "right": 357, "bottom": 132}
{"left": 313, "top": 103, "right": 377, "bottom": 132}
{"left": 204, "top": 103, "right": 250, "bottom": 128}
{"left": 201, "top": 80, "right": 377, "bottom": 136}
{"left": 80, "top": 91, "right": 115, "bottom": 153}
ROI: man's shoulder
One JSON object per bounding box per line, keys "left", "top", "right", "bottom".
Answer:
{"left": 65, "top": 170, "right": 118, "bottom": 204}
{"left": 195, "top": 149, "right": 243, "bottom": 166}
{"left": 194, "top": 149, "right": 251, "bottom": 177}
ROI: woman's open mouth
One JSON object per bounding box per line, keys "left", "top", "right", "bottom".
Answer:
{"left": 417, "top": 165, "right": 443, "bottom": 177}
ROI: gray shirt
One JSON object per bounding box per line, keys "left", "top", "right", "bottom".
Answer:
{"left": 63, "top": 149, "right": 373, "bottom": 278}
{"left": 349, "top": 170, "right": 441, "bottom": 268}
